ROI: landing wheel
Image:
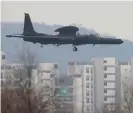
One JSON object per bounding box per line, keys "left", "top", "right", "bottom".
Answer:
{"left": 73, "top": 46, "right": 78, "bottom": 51}
{"left": 56, "top": 44, "right": 60, "bottom": 46}
{"left": 41, "top": 45, "right": 43, "bottom": 47}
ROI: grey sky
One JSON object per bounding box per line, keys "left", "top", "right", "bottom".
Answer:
{"left": 1, "top": 1, "right": 133, "bottom": 41}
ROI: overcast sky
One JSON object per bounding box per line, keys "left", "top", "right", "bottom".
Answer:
{"left": 1, "top": 1, "right": 133, "bottom": 41}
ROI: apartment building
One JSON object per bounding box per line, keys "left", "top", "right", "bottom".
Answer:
{"left": 0, "top": 51, "right": 59, "bottom": 89}
{"left": 67, "top": 62, "right": 83, "bottom": 113}
{"left": 32, "top": 63, "right": 59, "bottom": 95}
{"left": 82, "top": 65, "right": 94, "bottom": 113}
{"left": 68, "top": 57, "right": 122, "bottom": 113}
{"left": 120, "top": 59, "right": 133, "bottom": 107}
{"left": 93, "top": 57, "right": 121, "bottom": 112}
{"left": 67, "top": 62, "right": 94, "bottom": 113}
{"left": 54, "top": 75, "right": 73, "bottom": 113}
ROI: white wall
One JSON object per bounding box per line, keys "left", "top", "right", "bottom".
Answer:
{"left": 83, "top": 65, "right": 93, "bottom": 113}
{"left": 104, "top": 57, "right": 116, "bottom": 66}
{"left": 104, "top": 74, "right": 115, "bottom": 81}
{"left": 104, "top": 90, "right": 115, "bottom": 96}
{"left": 104, "top": 82, "right": 115, "bottom": 88}
{"left": 73, "top": 77, "right": 83, "bottom": 113}
{"left": 120, "top": 65, "right": 131, "bottom": 77}
{"left": 104, "top": 97, "right": 115, "bottom": 103}
{"left": 120, "top": 64, "right": 132, "bottom": 105}
{"left": 104, "top": 67, "right": 115, "bottom": 73}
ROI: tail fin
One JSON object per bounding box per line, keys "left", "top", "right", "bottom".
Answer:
{"left": 23, "top": 13, "right": 36, "bottom": 35}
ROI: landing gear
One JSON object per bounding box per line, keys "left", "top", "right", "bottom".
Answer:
{"left": 41, "top": 45, "right": 43, "bottom": 47}
{"left": 73, "top": 46, "right": 78, "bottom": 51}
{"left": 56, "top": 44, "right": 60, "bottom": 46}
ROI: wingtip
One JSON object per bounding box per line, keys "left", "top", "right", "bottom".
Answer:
{"left": 6, "top": 35, "right": 12, "bottom": 37}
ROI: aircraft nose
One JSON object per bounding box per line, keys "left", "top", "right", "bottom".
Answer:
{"left": 119, "top": 39, "right": 123, "bottom": 44}
{"left": 6, "top": 35, "right": 12, "bottom": 37}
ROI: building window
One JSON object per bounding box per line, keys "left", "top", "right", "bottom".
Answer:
{"left": 86, "top": 92, "right": 89, "bottom": 96}
{"left": 7, "top": 65, "right": 11, "bottom": 69}
{"left": 1, "top": 72, "right": 3, "bottom": 76}
{"left": 91, "top": 68, "right": 92, "bottom": 73}
{"left": 1, "top": 72, "right": 3, "bottom": 79}
{"left": 104, "top": 74, "right": 107, "bottom": 78}
{"left": 41, "top": 80, "right": 43, "bottom": 84}
{"left": 2, "top": 55, "right": 5, "bottom": 60}
{"left": 91, "top": 83, "right": 93, "bottom": 88}
{"left": 91, "top": 98, "right": 93, "bottom": 103}
{"left": 54, "top": 64, "right": 58, "bottom": 69}
{"left": 86, "top": 107, "right": 90, "bottom": 112}
{"left": 104, "top": 90, "right": 107, "bottom": 93}
{"left": 104, "top": 67, "right": 107, "bottom": 71}
{"left": 104, "top": 82, "right": 107, "bottom": 86}
{"left": 104, "top": 60, "right": 107, "bottom": 63}
{"left": 91, "top": 76, "right": 93, "bottom": 81}
{"left": 1, "top": 81, "right": 4, "bottom": 85}
{"left": 86, "top": 83, "right": 89, "bottom": 88}
{"left": 86, "top": 76, "right": 89, "bottom": 80}
{"left": 104, "top": 97, "right": 107, "bottom": 101}
{"left": 1, "top": 65, "right": 4, "bottom": 69}
{"left": 86, "top": 67, "right": 89, "bottom": 73}
{"left": 86, "top": 98, "right": 89, "bottom": 103}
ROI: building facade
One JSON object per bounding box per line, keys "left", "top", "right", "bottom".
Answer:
{"left": 92, "top": 57, "right": 121, "bottom": 112}
{"left": 67, "top": 57, "right": 123, "bottom": 113}
{"left": 54, "top": 75, "right": 74, "bottom": 113}
{"left": 67, "top": 62, "right": 94, "bottom": 113}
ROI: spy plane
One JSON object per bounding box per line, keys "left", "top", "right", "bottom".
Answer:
{"left": 6, "top": 13, "right": 123, "bottom": 51}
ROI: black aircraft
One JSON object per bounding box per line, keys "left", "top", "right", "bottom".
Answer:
{"left": 6, "top": 13, "right": 123, "bottom": 51}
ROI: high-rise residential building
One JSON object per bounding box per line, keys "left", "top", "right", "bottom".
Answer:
{"left": 54, "top": 75, "right": 74, "bottom": 113}
{"left": 82, "top": 65, "right": 94, "bottom": 113}
{"left": 67, "top": 62, "right": 94, "bottom": 113}
{"left": 68, "top": 57, "right": 122, "bottom": 113}
{"left": 1, "top": 51, "right": 132, "bottom": 113}
{"left": 32, "top": 63, "right": 59, "bottom": 94}
{"left": 120, "top": 58, "right": 133, "bottom": 108}
{"left": 68, "top": 62, "right": 83, "bottom": 113}
{"left": 120, "top": 61, "right": 131, "bottom": 104}
{"left": 0, "top": 51, "right": 59, "bottom": 90}
{"left": 92, "top": 57, "right": 121, "bottom": 113}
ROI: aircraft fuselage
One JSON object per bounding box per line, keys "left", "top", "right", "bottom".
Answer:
{"left": 21, "top": 34, "right": 123, "bottom": 45}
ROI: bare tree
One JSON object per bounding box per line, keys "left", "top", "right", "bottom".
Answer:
{"left": 123, "top": 80, "right": 133, "bottom": 113}
{"left": 1, "top": 88, "right": 14, "bottom": 113}
{"left": 1, "top": 46, "right": 56, "bottom": 113}
{"left": 102, "top": 104, "right": 123, "bottom": 113}
{"left": 96, "top": 103, "right": 124, "bottom": 113}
